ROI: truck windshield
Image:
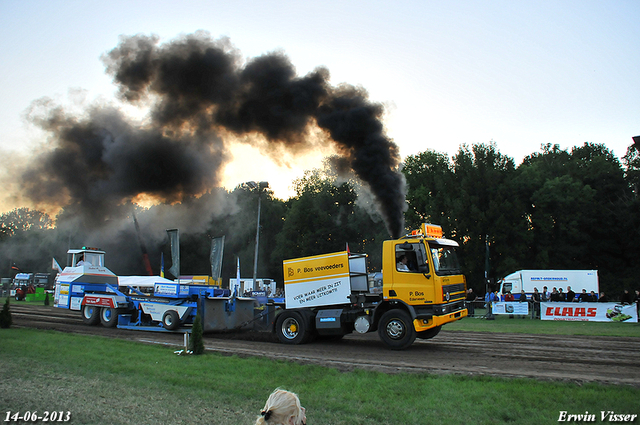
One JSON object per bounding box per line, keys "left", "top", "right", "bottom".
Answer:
{"left": 501, "top": 281, "right": 512, "bottom": 293}
{"left": 429, "top": 245, "right": 461, "bottom": 276}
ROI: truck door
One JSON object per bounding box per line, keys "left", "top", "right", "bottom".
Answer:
{"left": 389, "top": 242, "right": 435, "bottom": 305}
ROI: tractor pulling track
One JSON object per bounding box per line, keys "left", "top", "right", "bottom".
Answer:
{"left": 10, "top": 304, "right": 640, "bottom": 387}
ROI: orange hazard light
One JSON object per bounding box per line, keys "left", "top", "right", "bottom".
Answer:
{"left": 421, "top": 223, "right": 443, "bottom": 238}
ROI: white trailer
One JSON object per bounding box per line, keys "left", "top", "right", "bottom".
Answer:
{"left": 499, "top": 270, "right": 599, "bottom": 297}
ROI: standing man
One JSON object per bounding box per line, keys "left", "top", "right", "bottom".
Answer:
{"left": 485, "top": 290, "right": 499, "bottom": 320}
{"left": 566, "top": 286, "right": 575, "bottom": 302}
{"left": 541, "top": 286, "right": 549, "bottom": 302}
{"left": 466, "top": 288, "right": 478, "bottom": 317}
{"left": 558, "top": 287, "right": 566, "bottom": 302}
{"left": 531, "top": 287, "right": 541, "bottom": 318}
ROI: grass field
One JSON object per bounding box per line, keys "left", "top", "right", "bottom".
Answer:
{"left": 1, "top": 325, "right": 638, "bottom": 425}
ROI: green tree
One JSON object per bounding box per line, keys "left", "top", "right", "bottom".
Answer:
{"left": 273, "top": 162, "right": 389, "bottom": 272}
{"left": 403, "top": 150, "right": 454, "bottom": 231}
{"left": 403, "top": 143, "right": 522, "bottom": 292}
{"left": 190, "top": 313, "right": 204, "bottom": 355}
{"left": 622, "top": 139, "right": 640, "bottom": 197}
{"left": 515, "top": 143, "right": 630, "bottom": 295}
{"left": 449, "top": 143, "right": 520, "bottom": 292}
{"left": 274, "top": 167, "right": 358, "bottom": 259}
{"left": 0, "top": 207, "right": 53, "bottom": 237}
{"left": 0, "top": 297, "right": 12, "bottom": 328}
{"left": 0, "top": 208, "right": 59, "bottom": 276}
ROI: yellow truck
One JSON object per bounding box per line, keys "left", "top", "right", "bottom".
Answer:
{"left": 278, "top": 223, "right": 468, "bottom": 349}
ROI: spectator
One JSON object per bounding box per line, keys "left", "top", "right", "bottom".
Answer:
{"left": 621, "top": 289, "right": 633, "bottom": 305}
{"left": 519, "top": 290, "right": 527, "bottom": 302}
{"left": 485, "top": 290, "right": 499, "bottom": 320}
{"left": 550, "top": 287, "right": 559, "bottom": 302}
{"left": 598, "top": 292, "right": 608, "bottom": 303}
{"left": 541, "top": 286, "right": 549, "bottom": 302}
{"left": 256, "top": 389, "right": 306, "bottom": 425}
{"left": 558, "top": 287, "right": 566, "bottom": 302}
{"left": 577, "top": 289, "right": 590, "bottom": 302}
{"left": 518, "top": 290, "right": 528, "bottom": 319}
{"left": 531, "top": 287, "right": 541, "bottom": 318}
{"left": 589, "top": 291, "right": 598, "bottom": 302}
{"left": 566, "top": 286, "right": 575, "bottom": 302}
{"left": 465, "top": 288, "right": 478, "bottom": 317}
{"left": 635, "top": 290, "right": 640, "bottom": 322}
{"left": 504, "top": 291, "right": 515, "bottom": 318}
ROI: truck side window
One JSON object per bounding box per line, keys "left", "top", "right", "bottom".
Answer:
{"left": 395, "top": 245, "right": 420, "bottom": 272}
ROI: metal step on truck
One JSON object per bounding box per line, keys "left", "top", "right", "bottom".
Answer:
{"left": 276, "top": 223, "right": 468, "bottom": 349}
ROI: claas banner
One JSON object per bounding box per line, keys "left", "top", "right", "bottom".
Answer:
{"left": 541, "top": 302, "right": 638, "bottom": 322}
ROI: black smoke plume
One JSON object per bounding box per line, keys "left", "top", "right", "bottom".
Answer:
{"left": 21, "top": 31, "right": 406, "bottom": 237}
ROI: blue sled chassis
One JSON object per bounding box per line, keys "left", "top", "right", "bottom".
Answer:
{"left": 54, "top": 258, "right": 280, "bottom": 333}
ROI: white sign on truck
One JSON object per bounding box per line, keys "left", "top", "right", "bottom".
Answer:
{"left": 283, "top": 251, "right": 356, "bottom": 309}
{"left": 500, "top": 270, "right": 599, "bottom": 295}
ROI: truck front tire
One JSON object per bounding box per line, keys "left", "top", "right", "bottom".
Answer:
{"left": 275, "top": 311, "right": 311, "bottom": 345}
{"left": 100, "top": 307, "right": 119, "bottom": 328}
{"left": 81, "top": 305, "right": 100, "bottom": 325}
{"left": 378, "top": 309, "right": 416, "bottom": 350}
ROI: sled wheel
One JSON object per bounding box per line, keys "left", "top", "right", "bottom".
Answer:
{"left": 100, "top": 307, "right": 119, "bottom": 328}
{"left": 162, "top": 310, "right": 181, "bottom": 330}
{"left": 81, "top": 305, "right": 100, "bottom": 325}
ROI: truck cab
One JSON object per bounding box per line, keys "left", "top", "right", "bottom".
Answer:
{"left": 378, "top": 223, "right": 467, "bottom": 344}
{"left": 68, "top": 247, "right": 106, "bottom": 268}
{"left": 277, "top": 223, "right": 468, "bottom": 349}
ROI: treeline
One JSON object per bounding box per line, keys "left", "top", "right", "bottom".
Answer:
{"left": 1, "top": 141, "right": 638, "bottom": 298}
{"left": 404, "top": 142, "right": 639, "bottom": 298}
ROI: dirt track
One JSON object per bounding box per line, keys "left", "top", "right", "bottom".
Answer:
{"left": 10, "top": 304, "right": 640, "bottom": 387}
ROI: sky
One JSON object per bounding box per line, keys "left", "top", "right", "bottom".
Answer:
{"left": 0, "top": 0, "right": 638, "bottom": 207}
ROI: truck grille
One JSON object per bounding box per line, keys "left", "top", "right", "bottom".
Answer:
{"left": 443, "top": 283, "right": 466, "bottom": 301}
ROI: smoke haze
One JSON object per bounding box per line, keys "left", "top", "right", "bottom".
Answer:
{"left": 16, "top": 31, "right": 406, "bottom": 238}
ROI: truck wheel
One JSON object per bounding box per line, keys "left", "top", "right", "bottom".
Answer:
{"left": 416, "top": 325, "right": 441, "bottom": 339}
{"left": 378, "top": 309, "right": 416, "bottom": 350}
{"left": 100, "top": 307, "right": 119, "bottom": 328}
{"left": 81, "top": 305, "right": 100, "bottom": 325}
{"left": 162, "top": 310, "right": 181, "bottom": 330}
{"left": 275, "top": 311, "right": 311, "bottom": 345}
